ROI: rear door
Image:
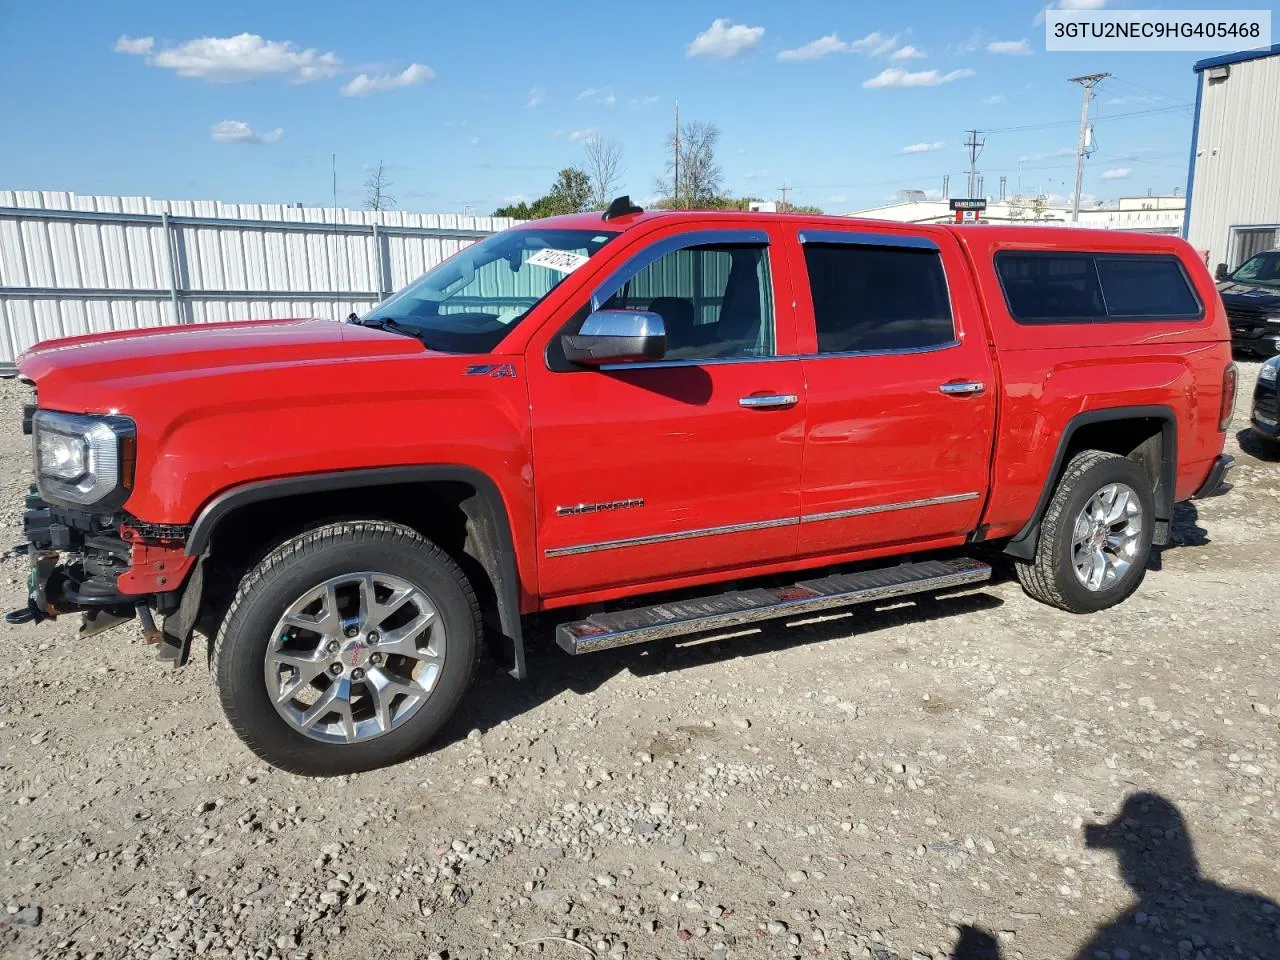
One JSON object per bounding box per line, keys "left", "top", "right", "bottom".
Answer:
{"left": 526, "top": 223, "right": 806, "bottom": 601}
{"left": 791, "top": 228, "right": 997, "bottom": 557}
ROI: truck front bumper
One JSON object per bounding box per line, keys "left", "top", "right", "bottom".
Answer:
{"left": 7, "top": 489, "right": 201, "bottom": 662}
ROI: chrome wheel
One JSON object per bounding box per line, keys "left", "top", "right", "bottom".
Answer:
{"left": 1071, "top": 482, "right": 1144, "bottom": 592}
{"left": 264, "top": 572, "right": 444, "bottom": 744}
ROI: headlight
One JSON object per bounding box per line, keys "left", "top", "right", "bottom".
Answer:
{"left": 31, "top": 411, "right": 136, "bottom": 507}
{"left": 1261, "top": 358, "right": 1280, "bottom": 383}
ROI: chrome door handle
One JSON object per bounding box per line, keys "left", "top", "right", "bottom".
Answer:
{"left": 739, "top": 393, "right": 799, "bottom": 410}
{"left": 939, "top": 381, "right": 985, "bottom": 396}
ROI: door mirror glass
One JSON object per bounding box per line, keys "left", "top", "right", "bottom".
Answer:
{"left": 1215, "top": 262, "right": 1230, "bottom": 281}
{"left": 561, "top": 310, "right": 667, "bottom": 366}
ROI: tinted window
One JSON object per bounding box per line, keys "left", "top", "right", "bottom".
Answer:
{"left": 1094, "top": 257, "right": 1202, "bottom": 317}
{"left": 995, "top": 253, "right": 1106, "bottom": 322}
{"left": 996, "top": 252, "right": 1202, "bottom": 324}
{"left": 803, "top": 244, "right": 955, "bottom": 354}
{"left": 603, "top": 245, "right": 774, "bottom": 360}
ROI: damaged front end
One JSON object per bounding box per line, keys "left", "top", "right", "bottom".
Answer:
{"left": 8, "top": 489, "right": 204, "bottom": 664}
{"left": 7, "top": 399, "right": 204, "bottom": 665}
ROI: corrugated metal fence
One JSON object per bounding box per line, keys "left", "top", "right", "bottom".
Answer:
{"left": 0, "top": 191, "right": 516, "bottom": 372}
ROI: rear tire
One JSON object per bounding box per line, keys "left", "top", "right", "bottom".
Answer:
{"left": 1015, "top": 450, "right": 1155, "bottom": 614}
{"left": 211, "top": 520, "right": 481, "bottom": 776}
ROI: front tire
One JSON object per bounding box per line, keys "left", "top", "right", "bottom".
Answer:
{"left": 211, "top": 521, "right": 481, "bottom": 776}
{"left": 1015, "top": 450, "right": 1155, "bottom": 614}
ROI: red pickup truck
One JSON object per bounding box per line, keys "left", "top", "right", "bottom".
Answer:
{"left": 11, "top": 199, "right": 1236, "bottom": 775}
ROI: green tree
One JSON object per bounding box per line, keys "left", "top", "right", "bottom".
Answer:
{"left": 492, "top": 167, "right": 592, "bottom": 219}
{"left": 492, "top": 200, "right": 533, "bottom": 219}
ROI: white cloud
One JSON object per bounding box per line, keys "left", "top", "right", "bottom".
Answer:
{"left": 849, "top": 31, "right": 899, "bottom": 56}
{"left": 210, "top": 120, "right": 283, "bottom": 144}
{"left": 687, "top": 18, "right": 765, "bottom": 59}
{"left": 500, "top": 193, "right": 530, "bottom": 206}
{"left": 114, "top": 35, "right": 153, "bottom": 55}
{"left": 1101, "top": 167, "right": 1132, "bottom": 180}
{"left": 947, "top": 29, "right": 986, "bottom": 55}
{"left": 984, "top": 93, "right": 1007, "bottom": 104}
{"left": 828, "top": 194, "right": 848, "bottom": 203}
{"left": 121, "top": 33, "right": 343, "bottom": 84}
{"left": 743, "top": 168, "right": 770, "bottom": 180}
{"left": 567, "top": 128, "right": 598, "bottom": 142}
{"left": 576, "top": 86, "right": 617, "bottom": 106}
{"left": 988, "top": 39, "right": 1032, "bottom": 55}
{"left": 1036, "top": 0, "right": 1109, "bottom": 25}
{"left": 891, "top": 45, "right": 926, "bottom": 61}
{"left": 341, "top": 63, "right": 434, "bottom": 97}
{"left": 527, "top": 87, "right": 546, "bottom": 108}
{"left": 902, "top": 141, "right": 945, "bottom": 153}
{"left": 629, "top": 95, "right": 661, "bottom": 107}
{"left": 778, "top": 33, "right": 847, "bottom": 61}
{"left": 864, "top": 67, "right": 975, "bottom": 89}
{"left": 470, "top": 136, "right": 482, "bottom": 147}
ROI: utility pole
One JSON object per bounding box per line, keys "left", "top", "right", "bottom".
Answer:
{"left": 1068, "top": 72, "right": 1110, "bottom": 222}
{"left": 963, "top": 129, "right": 985, "bottom": 198}
{"left": 778, "top": 182, "right": 791, "bottom": 211}
{"left": 673, "top": 99, "right": 680, "bottom": 209}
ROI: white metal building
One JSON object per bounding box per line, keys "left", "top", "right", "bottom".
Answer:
{"left": 1184, "top": 43, "right": 1280, "bottom": 271}
{"left": 850, "top": 195, "right": 1184, "bottom": 234}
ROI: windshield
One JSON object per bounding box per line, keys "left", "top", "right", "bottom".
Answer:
{"left": 1231, "top": 251, "right": 1280, "bottom": 287}
{"left": 359, "top": 227, "right": 618, "bottom": 352}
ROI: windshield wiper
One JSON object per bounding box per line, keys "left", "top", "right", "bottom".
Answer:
{"left": 355, "top": 316, "right": 435, "bottom": 345}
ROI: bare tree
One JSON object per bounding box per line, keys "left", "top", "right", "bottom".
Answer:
{"left": 654, "top": 121, "right": 724, "bottom": 208}
{"left": 583, "top": 136, "right": 623, "bottom": 209}
{"left": 363, "top": 161, "right": 397, "bottom": 211}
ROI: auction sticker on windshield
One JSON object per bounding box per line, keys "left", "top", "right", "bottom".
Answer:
{"left": 527, "top": 248, "right": 590, "bottom": 274}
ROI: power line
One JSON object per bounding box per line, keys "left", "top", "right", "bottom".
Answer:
{"left": 1104, "top": 74, "right": 1183, "bottom": 104}
{"left": 986, "top": 103, "right": 1191, "bottom": 135}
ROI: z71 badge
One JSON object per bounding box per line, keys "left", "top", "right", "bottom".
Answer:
{"left": 464, "top": 363, "right": 517, "bottom": 378}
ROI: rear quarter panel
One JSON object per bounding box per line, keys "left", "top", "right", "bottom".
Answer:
{"left": 951, "top": 228, "right": 1231, "bottom": 539}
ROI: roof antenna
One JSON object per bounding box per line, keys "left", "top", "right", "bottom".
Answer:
{"left": 602, "top": 195, "right": 644, "bottom": 221}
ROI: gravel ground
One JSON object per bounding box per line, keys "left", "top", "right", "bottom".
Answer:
{"left": 1, "top": 363, "right": 1278, "bottom": 960}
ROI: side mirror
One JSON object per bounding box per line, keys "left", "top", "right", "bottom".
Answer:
{"left": 1215, "top": 262, "right": 1230, "bottom": 281}
{"left": 562, "top": 310, "right": 666, "bottom": 366}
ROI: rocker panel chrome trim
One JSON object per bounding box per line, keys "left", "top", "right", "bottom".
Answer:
{"left": 800, "top": 492, "right": 980, "bottom": 524}
{"left": 543, "top": 492, "right": 981, "bottom": 557}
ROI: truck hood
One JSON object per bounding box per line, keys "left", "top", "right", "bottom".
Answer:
{"left": 1218, "top": 282, "right": 1280, "bottom": 309}
{"left": 19, "top": 318, "right": 430, "bottom": 405}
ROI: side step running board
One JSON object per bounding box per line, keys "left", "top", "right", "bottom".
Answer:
{"left": 556, "top": 557, "right": 991, "bottom": 655}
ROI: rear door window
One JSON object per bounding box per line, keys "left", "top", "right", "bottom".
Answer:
{"left": 996, "top": 251, "right": 1202, "bottom": 324}
{"left": 803, "top": 243, "right": 955, "bottom": 354}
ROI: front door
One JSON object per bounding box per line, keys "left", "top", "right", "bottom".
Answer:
{"left": 527, "top": 225, "right": 806, "bottom": 602}
{"left": 791, "top": 228, "right": 997, "bottom": 557}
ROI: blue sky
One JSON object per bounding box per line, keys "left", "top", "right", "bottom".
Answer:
{"left": 0, "top": 0, "right": 1242, "bottom": 214}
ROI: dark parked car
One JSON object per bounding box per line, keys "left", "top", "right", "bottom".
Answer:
{"left": 1250, "top": 355, "right": 1280, "bottom": 450}
{"left": 1217, "top": 250, "right": 1280, "bottom": 357}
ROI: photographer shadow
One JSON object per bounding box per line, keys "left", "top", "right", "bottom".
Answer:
{"left": 951, "top": 792, "right": 1280, "bottom": 960}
